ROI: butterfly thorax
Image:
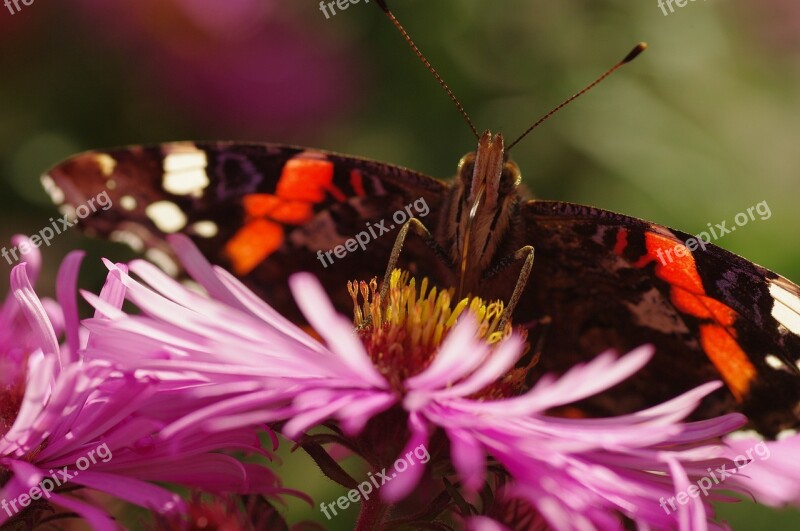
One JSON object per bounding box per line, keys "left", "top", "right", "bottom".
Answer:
{"left": 436, "top": 130, "right": 523, "bottom": 297}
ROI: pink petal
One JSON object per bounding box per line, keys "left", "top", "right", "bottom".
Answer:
{"left": 405, "top": 315, "right": 486, "bottom": 391}
{"left": 11, "top": 263, "right": 61, "bottom": 366}
{"left": 290, "top": 273, "right": 387, "bottom": 389}
{"left": 55, "top": 251, "right": 85, "bottom": 362}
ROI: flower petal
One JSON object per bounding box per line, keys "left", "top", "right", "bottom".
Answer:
{"left": 290, "top": 273, "right": 388, "bottom": 389}
{"left": 11, "top": 263, "right": 61, "bottom": 365}
{"left": 55, "top": 250, "right": 85, "bottom": 362}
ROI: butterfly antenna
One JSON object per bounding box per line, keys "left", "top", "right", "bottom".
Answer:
{"left": 506, "top": 43, "right": 647, "bottom": 152}
{"left": 376, "top": 0, "right": 480, "bottom": 140}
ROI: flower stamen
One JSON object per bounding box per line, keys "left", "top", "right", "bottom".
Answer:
{"left": 348, "top": 270, "right": 517, "bottom": 392}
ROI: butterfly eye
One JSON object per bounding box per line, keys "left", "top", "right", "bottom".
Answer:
{"left": 456, "top": 152, "right": 477, "bottom": 188}
{"left": 501, "top": 160, "right": 522, "bottom": 189}
{"left": 457, "top": 152, "right": 476, "bottom": 173}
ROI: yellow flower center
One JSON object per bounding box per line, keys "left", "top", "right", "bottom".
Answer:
{"left": 348, "top": 270, "right": 530, "bottom": 396}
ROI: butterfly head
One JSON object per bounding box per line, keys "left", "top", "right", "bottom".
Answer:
{"left": 458, "top": 131, "right": 521, "bottom": 209}
{"left": 450, "top": 130, "right": 522, "bottom": 295}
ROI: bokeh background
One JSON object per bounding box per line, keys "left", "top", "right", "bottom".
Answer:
{"left": 1, "top": 0, "right": 799, "bottom": 529}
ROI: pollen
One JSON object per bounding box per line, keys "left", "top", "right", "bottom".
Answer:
{"left": 348, "top": 269, "right": 519, "bottom": 392}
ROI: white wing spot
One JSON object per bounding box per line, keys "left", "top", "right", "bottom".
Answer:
{"left": 120, "top": 196, "right": 137, "bottom": 211}
{"left": 93, "top": 153, "right": 117, "bottom": 177}
{"left": 163, "top": 146, "right": 209, "bottom": 197}
{"left": 110, "top": 231, "right": 144, "bottom": 252}
{"left": 190, "top": 220, "right": 218, "bottom": 238}
{"left": 765, "top": 354, "right": 789, "bottom": 371}
{"left": 145, "top": 201, "right": 187, "bottom": 233}
{"left": 41, "top": 174, "right": 65, "bottom": 204}
{"left": 725, "top": 429, "right": 762, "bottom": 442}
{"left": 145, "top": 248, "right": 180, "bottom": 276}
{"left": 769, "top": 280, "right": 800, "bottom": 335}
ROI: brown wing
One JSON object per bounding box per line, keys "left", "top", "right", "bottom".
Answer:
{"left": 518, "top": 200, "right": 800, "bottom": 436}
{"left": 43, "top": 141, "right": 447, "bottom": 322}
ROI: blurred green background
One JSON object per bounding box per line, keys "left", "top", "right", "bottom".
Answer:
{"left": 1, "top": 0, "right": 799, "bottom": 529}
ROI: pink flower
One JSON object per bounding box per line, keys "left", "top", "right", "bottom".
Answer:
{"left": 78, "top": 235, "right": 788, "bottom": 530}
{"left": 0, "top": 238, "right": 286, "bottom": 530}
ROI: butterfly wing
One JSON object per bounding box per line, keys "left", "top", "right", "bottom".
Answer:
{"left": 43, "top": 142, "right": 447, "bottom": 321}
{"left": 44, "top": 145, "right": 800, "bottom": 435}
{"left": 521, "top": 200, "right": 800, "bottom": 436}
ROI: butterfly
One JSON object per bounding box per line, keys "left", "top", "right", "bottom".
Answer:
{"left": 41, "top": 3, "right": 800, "bottom": 439}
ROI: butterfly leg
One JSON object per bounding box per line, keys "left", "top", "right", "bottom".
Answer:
{"left": 484, "top": 245, "right": 535, "bottom": 330}
{"left": 522, "top": 315, "right": 551, "bottom": 369}
{"left": 379, "top": 218, "right": 449, "bottom": 302}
